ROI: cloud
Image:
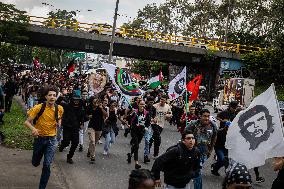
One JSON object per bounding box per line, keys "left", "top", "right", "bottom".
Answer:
{"left": 24, "top": 6, "right": 50, "bottom": 18}
{"left": 2, "top": 0, "right": 35, "bottom": 6}
{"left": 2, "top": 0, "right": 167, "bottom": 27}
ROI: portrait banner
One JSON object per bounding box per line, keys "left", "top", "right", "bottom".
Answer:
{"left": 226, "top": 84, "right": 284, "bottom": 169}
{"left": 89, "top": 73, "right": 107, "bottom": 94}
{"left": 223, "top": 78, "right": 244, "bottom": 105}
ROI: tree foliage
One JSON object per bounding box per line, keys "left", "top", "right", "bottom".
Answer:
{"left": 130, "top": 60, "right": 168, "bottom": 78}
{"left": 46, "top": 9, "right": 78, "bottom": 29}
{"left": 125, "top": 0, "right": 283, "bottom": 47}
{"left": 32, "top": 47, "right": 70, "bottom": 68}
{"left": 0, "top": 2, "right": 29, "bottom": 43}
{"left": 0, "top": 2, "right": 29, "bottom": 64}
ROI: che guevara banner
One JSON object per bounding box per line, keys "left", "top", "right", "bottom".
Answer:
{"left": 168, "top": 67, "right": 186, "bottom": 100}
{"left": 226, "top": 84, "right": 284, "bottom": 169}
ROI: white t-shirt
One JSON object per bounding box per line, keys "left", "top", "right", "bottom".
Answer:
{"left": 153, "top": 103, "right": 172, "bottom": 128}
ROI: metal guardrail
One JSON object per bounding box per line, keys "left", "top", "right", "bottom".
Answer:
{"left": 0, "top": 11, "right": 266, "bottom": 53}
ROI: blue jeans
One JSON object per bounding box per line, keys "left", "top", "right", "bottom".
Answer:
{"left": 194, "top": 144, "right": 208, "bottom": 189}
{"left": 27, "top": 95, "right": 37, "bottom": 109}
{"left": 144, "top": 126, "right": 153, "bottom": 157}
{"left": 56, "top": 126, "right": 63, "bottom": 144}
{"left": 213, "top": 147, "right": 228, "bottom": 172}
{"left": 32, "top": 136, "right": 57, "bottom": 189}
{"left": 104, "top": 128, "right": 115, "bottom": 152}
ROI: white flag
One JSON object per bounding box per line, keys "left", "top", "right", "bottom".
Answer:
{"left": 168, "top": 67, "right": 186, "bottom": 100}
{"left": 226, "top": 84, "right": 284, "bottom": 169}
{"left": 102, "top": 63, "right": 144, "bottom": 109}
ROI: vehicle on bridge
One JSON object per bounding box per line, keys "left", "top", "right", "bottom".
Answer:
{"left": 89, "top": 23, "right": 124, "bottom": 37}
{"left": 172, "top": 36, "right": 218, "bottom": 50}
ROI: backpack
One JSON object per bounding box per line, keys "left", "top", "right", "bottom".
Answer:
{"left": 33, "top": 103, "right": 59, "bottom": 125}
{"left": 166, "top": 143, "right": 182, "bottom": 160}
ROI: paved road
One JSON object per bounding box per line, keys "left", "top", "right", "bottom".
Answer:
{"left": 54, "top": 107, "right": 277, "bottom": 189}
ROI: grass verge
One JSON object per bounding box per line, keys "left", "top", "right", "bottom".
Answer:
{"left": 0, "top": 100, "right": 33, "bottom": 150}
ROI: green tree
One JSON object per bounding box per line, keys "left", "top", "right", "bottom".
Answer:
{"left": 130, "top": 59, "right": 168, "bottom": 78}
{"left": 32, "top": 47, "right": 71, "bottom": 69}
{"left": 0, "top": 3, "right": 29, "bottom": 64}
{"left": 0, "top": 2, "right": 29, "bottom": 43}
{"left": 46, "top": 9, "right": 77, "bottom": 29}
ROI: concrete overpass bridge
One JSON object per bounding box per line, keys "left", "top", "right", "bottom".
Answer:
{"left": 23, "top": 25, "right": 241, "bottom": 65}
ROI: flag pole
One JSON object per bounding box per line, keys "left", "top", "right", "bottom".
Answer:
{"left": 185, "top": 67, "right": 188, "bottom": 129}
{"left": 272, "top": 83, "right": 284, "bottom": 138}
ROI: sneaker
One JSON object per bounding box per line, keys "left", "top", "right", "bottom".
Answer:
{"left": 90, "top": 157, "right": 95, "bottom": 164}
{"left": 87, "top": 151, "right": 90, "bottom": 158}
{"left": 211, "top": 170, "right": 220, "bottom": 176}
{"left": 127, "top": 153, "right": 131, "bottom": 164}
{"left": 135, "top": 163, "right": 141, "bottom": 169}
{"left": 124, "top": 131, "right": 128, "bottom": 137}
{"left": 67, "top": 158, "right": 74, "bottom": 164}
{"left": 144, "top": 156, "right": 150, "bottom": 163}
{"left": 256, "top": 177, "right": 265, "bottom": 183}
{"left": 58, "top": 146, "right": 64, "bottom": 152}
{"left": 103, "top": 150, "right": 108, "bottom": 156}
{"left": 79, "top": 145, "right": 83, "bottom": 152}
{"left": 98, "top": 140, "right": 103, "bottom": 144}
{"left": 210, "top": 164, "right": 220, "bottom": 176}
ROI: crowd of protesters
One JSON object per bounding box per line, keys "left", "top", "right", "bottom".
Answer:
{"left": 0, "top": 63, "right": 283, "bottom": 189}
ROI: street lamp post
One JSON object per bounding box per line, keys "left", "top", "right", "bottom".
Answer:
{"left": 108, "top": 0, "right": 120, "bottom": 65}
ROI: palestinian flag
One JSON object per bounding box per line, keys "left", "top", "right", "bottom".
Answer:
{"left": 148, "top": 71, "right": 163, "bottom": 89}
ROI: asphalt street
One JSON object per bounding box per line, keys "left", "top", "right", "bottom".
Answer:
{"left": 54, "top": 106, "right": 277, "bottom": 189}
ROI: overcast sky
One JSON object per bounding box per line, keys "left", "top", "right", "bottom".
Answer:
{"left": 2, "top": 0, "right": 166, "bottom": 26}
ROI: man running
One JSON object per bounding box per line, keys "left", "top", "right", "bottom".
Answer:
{"left": 24, "top": 85, "right": 64, "bottom": 189}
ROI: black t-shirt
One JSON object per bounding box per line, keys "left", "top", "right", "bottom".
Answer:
{"left": 88, "top": 107, "right": 105, "bottom": 131}
{"left": 214, "top": 128, "right": 228, "bottom": 148}
{"left": 217, "top": 109, "right": 236, "bottom": 128}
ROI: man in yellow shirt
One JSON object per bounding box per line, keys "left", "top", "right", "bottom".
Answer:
{"left": 24, "top": 85, "right": 63, "bottom": 189}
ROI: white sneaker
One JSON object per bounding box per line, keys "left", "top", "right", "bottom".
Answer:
{"left": 103, "top": 150, "right": 108, "bottom": 155}
{"left": 98, "top": 140, "right": 103, "bottom": 144}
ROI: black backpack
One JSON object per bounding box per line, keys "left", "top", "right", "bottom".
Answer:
{"left": 166, "top": 143, "right": 183, "bottom": 160}
{"left": 33, "top": 103, "right": 59, "bottom": 125}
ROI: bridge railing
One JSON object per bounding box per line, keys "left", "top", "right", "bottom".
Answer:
{"left": 0, "top": 11, "right": 266, "bottom": 53}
